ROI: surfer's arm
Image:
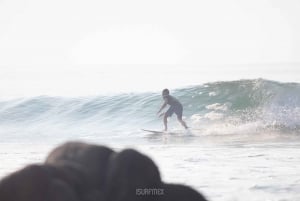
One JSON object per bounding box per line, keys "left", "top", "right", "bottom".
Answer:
{"left": 157, "top": 102, "right": 167, "bottom": 114}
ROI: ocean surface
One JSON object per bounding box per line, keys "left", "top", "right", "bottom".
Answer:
{"left": 0, "top": 78, "right": 300, "bottom": 201}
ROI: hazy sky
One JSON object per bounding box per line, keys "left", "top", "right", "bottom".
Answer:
{"left": 0, "top": 0, "right": 299, "bottom": 97}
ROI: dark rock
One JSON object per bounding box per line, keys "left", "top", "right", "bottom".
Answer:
{"left": 105, "top": 149, "right": 162, "bottom": 201}
{"left": 0, "top": 164, "right": 80, "bottom": 201}
{"left": 45, "top": 141, "right": 114, "bottom": 190}
{"left": 162, "top": 183, "right": 208, "bottom": 201}
{"left": 0, "top": 141, "right": 208, "bottom": 201}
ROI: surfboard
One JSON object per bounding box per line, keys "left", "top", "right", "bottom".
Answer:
{"left": 141, "top": 129, "right": 166, "bottom": 134}
{"left": 141, "top": 129, "right": 191, "bottom": 135}
{"left": 141, "top": 129, "right": 195, "bottom": 137}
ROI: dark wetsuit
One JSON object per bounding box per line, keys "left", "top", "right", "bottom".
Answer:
{"left": 163, "top": 95, "right": 183, "bottom": 119}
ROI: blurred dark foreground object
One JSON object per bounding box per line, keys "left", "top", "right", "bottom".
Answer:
{"left": 0, "top": 141, "right": 207, "bottom": 201}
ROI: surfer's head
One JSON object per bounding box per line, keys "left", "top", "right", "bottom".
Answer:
{"left": 162, "top": 89, "right": 169, "bottom": 97}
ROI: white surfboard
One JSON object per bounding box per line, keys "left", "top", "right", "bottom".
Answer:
{"left": 141, "top": 129, "right": 166, "bottom": 134}
{"left": 141, "top": 129, "right": 192, "bottom": 135}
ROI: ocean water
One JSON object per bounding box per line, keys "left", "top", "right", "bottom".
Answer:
{"left": 0, "top": 78, "right": 300, "bottom": 201}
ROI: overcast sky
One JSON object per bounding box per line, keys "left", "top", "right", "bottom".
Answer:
{"left": 1, "top": 0, "right": 300, "bottom": 66}
{"left": 0, "top": 0, "right": 299, "bottom": 97}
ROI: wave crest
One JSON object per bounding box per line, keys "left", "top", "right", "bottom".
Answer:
{"left": 0, "top": 79, "right": 299, "bottom": 135}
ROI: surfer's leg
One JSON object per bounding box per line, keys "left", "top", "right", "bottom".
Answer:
{"left": 164, "top": 107, "right": 174, "bottom": 131}
{"left": 163, "top": 114, "right": 168, "bottom": 131}
{"left": 175, "top": 106, "right": 188, "bottom": 129}
{"left": 178, "top": 118, "right": 188, "bottom": 129}
{"left": 177, "top": 115, "right": 188, "bottom": 129}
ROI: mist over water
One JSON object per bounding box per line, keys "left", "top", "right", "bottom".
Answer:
{"left": 1, "top": 64, "right": 300, "bottom": 98}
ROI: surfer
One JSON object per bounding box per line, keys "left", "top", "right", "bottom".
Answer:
{"left": 157, "top": 89, "right": 188, "bottom": 131}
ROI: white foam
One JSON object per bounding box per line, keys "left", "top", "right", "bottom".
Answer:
{"left": 209, "top": 91, "right": 217, "bottom": 96}
{"left": 204, "top": 111, "right": 224, "bottom": 120}
{"left": 205, "top": 103, "right": 229, "bottom": 111}
{"left": 190, "top": 114, "right": 203, "bottom": 122}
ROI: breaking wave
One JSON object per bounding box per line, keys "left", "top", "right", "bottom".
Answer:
{"left": 0, "top": 79, "right": 299, "bottom": 137}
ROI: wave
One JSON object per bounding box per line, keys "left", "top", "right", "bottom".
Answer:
{"left": 0, "top": 79, "right": 300, "bottom": 135}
